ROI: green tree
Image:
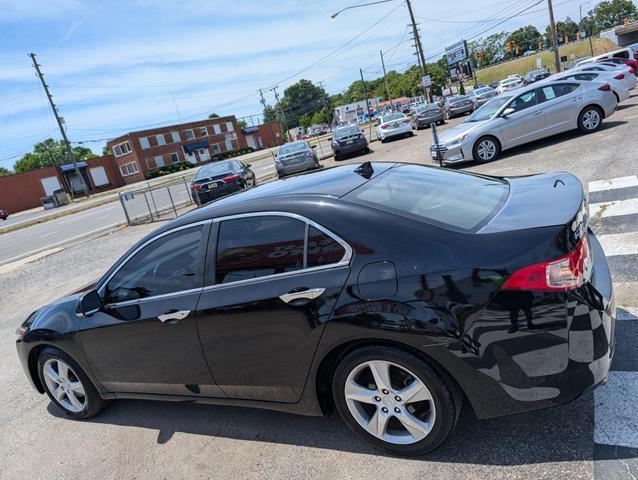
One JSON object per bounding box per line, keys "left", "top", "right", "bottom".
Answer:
{"left": 546, "top": 17, "right": 579, "bottom": 44}
{"left": 587, "top": 0, "right": 638, "bottom": 33}
{"left": 0, "top": 166, "right": 12, "bottom": 176}
{"left": 237, "top": 119, "right": 247, "bottom": 128}
{"left": 469, "top": 32, "right": 510, "bottom": 67}
{"left": 507, "top": 25, "right": 543, "bottom": 55}
{"left": 13, "top": 139, "right": 96, "bottom": 173}
{"left": 459, "top": 82, "right": 466, "bottom": 95}
{"left": 208, "top": 112, "right": 220, "bottom": 118}
{"left": 263, "top": 105, "right": 277, "bottom": 124}
{"left": 277, "top": 79, "right": 329, "bottom": 128}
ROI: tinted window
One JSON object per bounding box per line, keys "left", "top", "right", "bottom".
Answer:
{"left": 216, "top": 216, "right": 305, "bottom": 283}
{"left": 105, "top": 226, "right": 203, "bottom": 303}
{"left": 345, "top": 165, "right": 508, "bottom": 232}
{"left": 195, "top": 162, "right": 235, "bottom": 179}
{"left": 278, "top": 142, "right": 308, "bottom": 155}
{"left": 568, "top": 73, "right": 598, "bottom": 81}
{"left": 335, "top": 126, "right": 360, "bottom": 137}
{"left": 307, "top": 226, "right": 345, "bottom": 267}
{"left": 509, "top": 90, "right": 539, "bottom": 112}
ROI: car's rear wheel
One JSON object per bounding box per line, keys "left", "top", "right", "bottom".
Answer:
{"left": 578, "top": 106, "right": 603, "bottom": 133}
{"left": 332, "top": 346, "right": 459, "bottom": 456}
{"left": 37, "top": 347, "right": 107, "bottom": 419}
{"left": 473, "top": 136, "right": 500, "bottom": 163}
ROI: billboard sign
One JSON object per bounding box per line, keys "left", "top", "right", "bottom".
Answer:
{"left": 421, "top": 75, "right": 432, "bottom": 88}
{"left": 446, "top": 40, "right": 468, "bottom": 65}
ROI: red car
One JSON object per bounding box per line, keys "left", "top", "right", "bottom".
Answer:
{"left": 0, "top": 209, "right": 8, "bottom": 220}
{"left": 596, "top": 56, "right": 638, "bottom": 74}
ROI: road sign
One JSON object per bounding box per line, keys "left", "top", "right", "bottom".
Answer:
{"left": 422, "top": 75, "right": 432, "bottom": 88}
{"left": 445, "top": 40, "right": 468, "bottom": 65}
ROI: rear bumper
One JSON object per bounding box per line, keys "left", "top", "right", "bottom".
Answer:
{"left": 195, "top": 182, "right": 243, "bottom": 204}
{"left": 277, "top": 158, "right": 317, "bottom": 176}
{"left": 333, "top": 140, "right": 367, "bottom": 154}
{"left": 447, "top": 105, "right": 474, "bottom": 117}
{"left": 414, "top": 115, "right": 444, "bottom": 127}
{"left": 378, "top": 124, "right": 412, "bottom": 140}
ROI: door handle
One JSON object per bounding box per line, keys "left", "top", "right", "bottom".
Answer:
{"left": 279, "top": 288, "right": 325, "bottom": 304}
{"left": 158, "top": 310, "right": 190, "bottom": 323}
{"left": 532, "top": 110, "right": 542, "bottom": 116}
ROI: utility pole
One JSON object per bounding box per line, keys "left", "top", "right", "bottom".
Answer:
{"left": 259, "top": 88, "right": 277, "bottom": 147}
{"left": 580, "top": 4, "right": 594, "bottom": 57}
{"left": 547, "top": 0, "right": 561, "bottom": 73}
{"left": 380, "top": 50, "right": 393, "bottom": 109}
{"left": 360, "top": 69, "right": 373, "bottom": 140}
{"left": 406, "top": 0, "right": 431, "bottom": 102}
{"left": 271, "top": 86, "right": 289, "bottom": 139}
{"left": 29, "top": 52, "right": 88, "bottom": 197}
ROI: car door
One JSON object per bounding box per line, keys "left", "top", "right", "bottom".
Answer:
{"left": 77, "top": 221, "right": 224, "bottom": 397}
{"left": 538, "top": 83, "right": 582, "bottom": 134}
{"left": 195, "top": 213, "right": 351, "bottom": 403}
{"left": 498, "top": 88, "right": 546, "bottom": 148}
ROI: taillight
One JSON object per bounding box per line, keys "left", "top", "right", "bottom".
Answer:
{"left": 191, "top": 183, "right": 203, "bottom": 191}
{"left": 416, "top": 115, "right": 424, "bottom": 119}
{"left": 598, "top": 83, "right": 612, "bottom": 91}
{"left": 403, "top": 119, "right": 410, "bottom": 124}
{"left": 502, "top": 236, "right": 592, "bottom": 292}
{"left": 380, "top": 123, "right": 389, "bottom": 129}
{"left": 614, "top": 73, "right": 625, "bottom": 79}
{"left": 222, "top": 175, "right": 240, "bottom": 183}
{"left": 630, "top": 69, "right": 635, "bottom": 74}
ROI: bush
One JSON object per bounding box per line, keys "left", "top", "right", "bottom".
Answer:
{"left": 219, "top": 147, "right": 253, "bottom": 160}
{"left": 145, "top": 161, "right": 193, "bottom": 179}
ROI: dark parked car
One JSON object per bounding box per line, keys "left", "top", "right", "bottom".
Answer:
{"left": 444, "top": 95, "right": 475, "bottom": 118}
{"left": 190, "top": 160, "right": 255, "bottom": 205}
{"left": 331, "top": 125, "right": 369, "bottom": 160}
{"left": 411, "top": 104, "right": 445, "bottom": 129}
{"left": 17, "top": 163, "right": 614, "bottom": 456}
{"left": 275, "top": 141, "right": 320, "bottom": 178}
{"left": 0, "top": 209, "right": 8, "bottom": 220}
{"left": 523, "top": 69, "right": 550, "bottom": 84}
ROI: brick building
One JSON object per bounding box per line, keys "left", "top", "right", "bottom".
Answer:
{"left": 106, "top": 116, "right": 282, "bottom": 184}
{"left": 0, "top": 155, "right": 122, "bottom": 214}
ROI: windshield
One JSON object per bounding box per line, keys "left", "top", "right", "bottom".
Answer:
{"left": 195, "top": 161, "right": 235, "bottom": 179}
{"left": 334, "top": 126, "right": 360, "bottom": 138}
{"left": 501, "top": 79, "right": 519, "bottom": 86}
{"left": 466, "top": 96, "right": 510, "bottom": 122}
{"left": 278, "top": 142, "right": 308, "bottom": 155}
{"left": 381, "top": 113, "right": 404, "bottom": 122}
{"left": 474, "top": 87, "right": 492, "bottom": 95}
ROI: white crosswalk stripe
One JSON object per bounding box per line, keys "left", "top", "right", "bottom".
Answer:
{"left": 587, "top": 176, "right": 638, "bottom": 479}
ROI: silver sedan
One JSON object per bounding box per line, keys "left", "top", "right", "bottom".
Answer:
{"left": 430, "top": 80, "right": 617, "bottom": 165}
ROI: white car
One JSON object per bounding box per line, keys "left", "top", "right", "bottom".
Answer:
{"left": 547, "top": 70, "right": 632, "bottom": 103}
{"left": 496, "top": 77, "right": 524, "bottom": 95}
{"left": 572, "top": 63, "right": 637, "bottom": 91}
{"left": 375, "top": 112, "right": 413, "bottom": 142}
{"left": 573, "top": 47, "right": 636, "bottom": 68}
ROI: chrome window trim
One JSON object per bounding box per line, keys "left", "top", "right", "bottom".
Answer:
{"left": 104, "top": 287, "right": 203, "bottom": 309}
{"left": 96, "top": 219, "right": 212, "bottom": 297}
{"left": 209, "top": 211, "right": 353, "bottom": 289}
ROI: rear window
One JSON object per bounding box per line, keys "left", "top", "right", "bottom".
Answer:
{"left": 344, "top": 165, "right": 508, "bottom": 232}
{"left": 381, "top": 113, "right": 404, "bottom": 122}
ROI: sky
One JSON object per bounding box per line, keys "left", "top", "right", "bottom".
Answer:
{"left": 0, "top": 0, "right": 600, "bottom": 169}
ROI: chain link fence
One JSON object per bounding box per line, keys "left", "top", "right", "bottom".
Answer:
{"left": 118, "top": 177, "right": 195, "bottom": 225}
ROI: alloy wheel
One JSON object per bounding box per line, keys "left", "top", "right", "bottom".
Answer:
{"left": 582, "top": 109, "right": 601, "bottom": 131}
{"left": 42, "top": 358, "right": 86, "bottom": 413}
{"left": 344, "top": 360, "right": 436, "bottom": 445}
{"left": 477, "top": 139, "right": 497, "bottom": 160}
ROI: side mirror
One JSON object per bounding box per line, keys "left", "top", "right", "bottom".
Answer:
{"left": 77, "top": 289, "right": 102, "bottom": 317}
{"left": 501, "top": 107, "right": 515, "bottom": 118}
{"left": 311, "top": 144, "right": 317, "bottom": 149}
{"left": 246, "top": 163, "right": 252, "bottom": 168}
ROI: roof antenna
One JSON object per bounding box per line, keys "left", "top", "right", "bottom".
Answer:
{"left": 354, "top": 161, "right": 374, "bottom": 179}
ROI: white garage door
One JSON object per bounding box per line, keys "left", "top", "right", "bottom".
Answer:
{"left": 90, "top": 166, "right": 109, "bottom": 186}
{"left": 40, "top": 176, "right": 61, "bottom": 196}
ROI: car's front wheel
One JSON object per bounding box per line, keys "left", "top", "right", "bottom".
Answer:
{"left": 332, "top": 346, "right": 460, "bottom": 456}
{"left": 37, "top": 347, "right": 107, "bottom": 419}
{"left": 472, "top": 136, "right": 500, "bottom": 163}
{"left": 578, "top": 106, "right": 603, "bottom": 133}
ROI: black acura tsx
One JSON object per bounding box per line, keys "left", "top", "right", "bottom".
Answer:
{"left": 16, "top": 162, "right": 615, "bottom": 456}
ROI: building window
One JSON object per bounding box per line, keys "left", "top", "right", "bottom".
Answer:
{"left": 185, "top": 129, "right": 195, "bottom": 140}
{"left": 211, "top": 143, "right": 221, "bottom": 154}
{"left": 198, "top": 126, "right": 208, "bottom": 137}
{"left": 154, "top": 155, "right": 165, "bottom": 167}
{"left": 213, "top": 124, "right": 221, "bottom": 135}
{"left": 171, "top": 131, "right": 180, "bottom": 143}
{"left": 226, "top": 121, "right": 234, "bottom": 132}
{"left": 225, "top": 140, "right": 234, "bottom": 152}
{"left": 113, "top": 141, "right": 132, "bottom": 157}
{"left": 170, "top": 152, "right": 180, "bottom": 163}
{"left": 119, "top": 162, "right": 139, "bottom": 176}
{"left": 156, "top": 134, "right": 166, "bottom": 146}
{"left": 139, "top": 137, "right": 150, "bottom": 149}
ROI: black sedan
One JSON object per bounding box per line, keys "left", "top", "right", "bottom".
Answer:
{"left": 331, "top": 125, "right": 369, "bottom": 160}
{"left": 190, "top": 160, "right": 256, "bottom": 205}
{"left": 16, "top": 162, "right": 615, "bottom": 456}
{"left": 0, "top": 209, "right": 8, "bottom": 220}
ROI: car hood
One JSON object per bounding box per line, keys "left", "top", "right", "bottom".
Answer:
{"left": 437, "top": 121, "right": 488, "bottom": 143}
{"left": 21, "top": 292, "right": 84, "bottom": 337}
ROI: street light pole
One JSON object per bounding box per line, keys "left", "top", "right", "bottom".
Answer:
{"left": 547, "top": 0, "right": 561, "bottom": 73}
{"left": 380, "top": 50, "right": 393, "bottom": 108}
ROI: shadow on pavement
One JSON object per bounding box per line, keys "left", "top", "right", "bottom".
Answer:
{"left": 47, "top": 389, "right": 638, "bottom": 465}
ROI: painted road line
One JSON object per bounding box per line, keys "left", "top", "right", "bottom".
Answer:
{"left": 589, "top": 175, "right": 638, "bottom": 192}
{"left": 590, "top": 198, "right": 638, "bottom": 219}
{"left": 594, "top": 371, "right": 638, "bottom": 449}
{"left": 597, "top": 232, "right": 638, "bottom": 257}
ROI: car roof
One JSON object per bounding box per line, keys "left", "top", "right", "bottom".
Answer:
{"left": 165, "top": 163, "right": 397, "bottom": 230}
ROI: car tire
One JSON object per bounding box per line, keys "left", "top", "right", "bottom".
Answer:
{"left": 380, "top": 137, "right": 386, "bottom": 143}
{"left": 364, "top": 147, "right": 371, "bottom": 154}
{"left": 408, "top": 131, "right": 414, "bottom": 137}
{"left": 332, "top": 346, "right": 460, "bottom": 456}
{"left": 472, "top": 136, "right": 500, "bottom": 163}
{"left": 37, "top": 347, "right": 107, "bottom": 420}
{"left": 578, "top": 105, "right": 603, "bottom": 133}
{"left": 334, "top": 154, "right": 341, "bottom": 161}
{"left": 439, "top": 120, "right": 446, "bottom": 125}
